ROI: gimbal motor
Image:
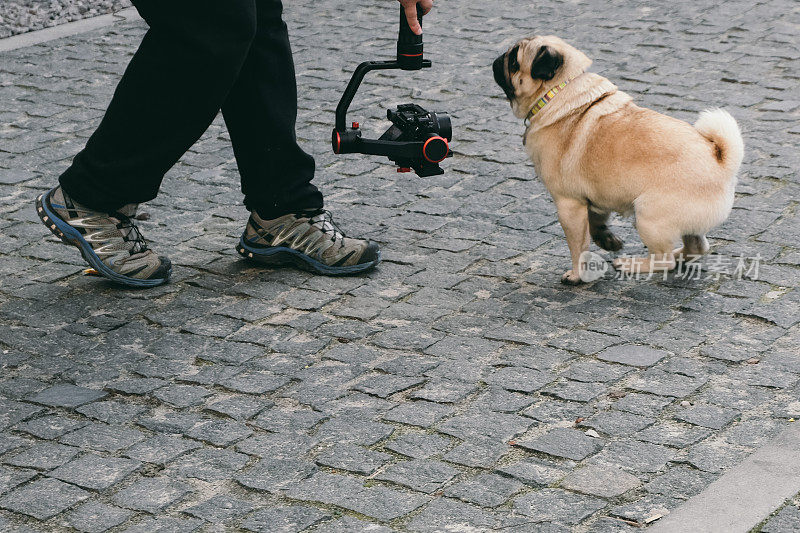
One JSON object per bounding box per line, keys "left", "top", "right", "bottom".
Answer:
{"left": 331, "top": 7, "right": 453, "bottom": 177}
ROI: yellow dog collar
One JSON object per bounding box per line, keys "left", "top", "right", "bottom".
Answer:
{"left": 526, "top": 78, "right": 572, "bottom": 121}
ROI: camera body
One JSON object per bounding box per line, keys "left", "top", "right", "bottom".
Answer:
{"left": 331, "top": 7, "right": 453, "bottom": 177}
{"left": 381, "top": 104, "right": 452, "bottom": 176}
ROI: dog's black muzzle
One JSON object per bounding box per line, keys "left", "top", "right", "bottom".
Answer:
{"left": 493, "top": 54, "right": 515, "bottom": 101}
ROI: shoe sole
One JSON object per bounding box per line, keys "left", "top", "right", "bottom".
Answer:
{"left": 236, "top": 236, "right": 380, "bottom": 276}
{"left": 36, "top": 188, "right": 170, "bottom": 288}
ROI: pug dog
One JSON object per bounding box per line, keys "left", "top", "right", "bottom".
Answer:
{"left": 493, "top": 36, "right": 744, "bottom": 284}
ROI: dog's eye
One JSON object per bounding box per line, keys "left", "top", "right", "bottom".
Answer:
{"left": 508, "top": 45, "right": 520, "bottom": 73}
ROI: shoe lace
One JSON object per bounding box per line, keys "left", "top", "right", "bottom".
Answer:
{"left": 306, "top": 210, "right": 345, "bottom": 243}
{"left": 111, "top": 210, "right": 150, "bottom": 255}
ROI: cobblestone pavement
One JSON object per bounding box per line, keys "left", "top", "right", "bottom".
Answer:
{"left": 1, "top": 0, "right": 799, "bottom": 531}
{"left": 0, "top": 1, "right": 131, "bottom": 39}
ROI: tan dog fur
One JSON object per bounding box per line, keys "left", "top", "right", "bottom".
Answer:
{"left": 493, "top": 36, "right": 744, "bottom": 284}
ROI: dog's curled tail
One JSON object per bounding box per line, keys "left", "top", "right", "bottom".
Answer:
{"left": 694, "top": 108, "right": 744, "bottom": 180}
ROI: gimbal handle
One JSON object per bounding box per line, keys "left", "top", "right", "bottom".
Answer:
{"left": 332, "top": 4, "right": 448, "bottom": 178}
{"left": 333, "top": 5, "right": 430, "bottom": 132}
{"left": 398, "top": 5, "right": 425, "bottom": 69}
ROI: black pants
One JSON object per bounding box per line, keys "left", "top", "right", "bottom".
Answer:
{"left": 59, "top": 0, "right": 323, "bottom": 218}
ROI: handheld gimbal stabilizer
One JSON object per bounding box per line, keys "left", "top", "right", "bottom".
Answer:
{"left": 331, "top": 7, "right": 452, "bottom": 177}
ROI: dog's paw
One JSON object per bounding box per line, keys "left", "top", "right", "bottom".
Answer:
{"left": 560, "top": 270, "right": 583, "bottom": 285}
{"left": 593, "top": 230, "right": 623, "bottom": 252}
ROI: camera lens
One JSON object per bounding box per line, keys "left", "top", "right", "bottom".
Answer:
{"left": 430, "top": 112, "right": 452, "bottom": 141}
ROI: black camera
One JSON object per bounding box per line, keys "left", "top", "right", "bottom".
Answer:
{"left": 331, "top": 7, "right": 453, "bottom": 177}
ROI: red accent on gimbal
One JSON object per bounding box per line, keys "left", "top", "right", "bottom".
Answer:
{"left": 422, "top": 136, "right": 449, "bottom": 163}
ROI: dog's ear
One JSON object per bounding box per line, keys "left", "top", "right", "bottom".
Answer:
{"left": 507, "top": 44, "right": 521, "bottom": 73}
{"left": 530, "top": 45, "right": 563, "bottom": 80}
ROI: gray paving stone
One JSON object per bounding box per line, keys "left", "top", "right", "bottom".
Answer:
{"left": 542, "top": 380, "right": 608, "bottom": 402}
{"left": 521, "top": 400, "right": 590, "bottom": 424}
{"left": 316, "top": 418, "right": 395, "bottom": 446}
{"left": 597, "top": 345, "right": 669, "bottom": 367}
{"left": 674, "top": 403, "right": 741, "bottom": 429}
{"left": 60, "top": 423, "right": 146, "bottom": 452}
{"left": 443, "top": 437, "right": 509, "bottom": 469}
{"left": 385, "top": 433, "right": 452, "bottom": 459}
{"left": 0, "top": 477, "right": 89, "bottom": 520}
{"left": 437, "top": 412, "right": 532, "bottom": 441}
{"left": 221, "top": 371, "right": 291, "bottom": 394}
{"left": 352, "top": 374, "right": 425, "bottom": 398}
{"left": 310, "top": 516, "right": 394, "bottom": 532}
{"left": 26, "top": 384, "right": 107, "bottom": 408}
{"left": 0, "top": 434, "right": 29, "bottom": 456}
{"left": 184, "top": 495, "right": 256, "bottom": 523}
{"left": 580, "top": 410, "right": 655, "bottom": 436}
{"left": 13, "top": 414, "right": 86, "bottom": 439}
{"left": 241, "top": 505, "right": 331, "bottom": 533}
{"left": 4, "top": 442, "right": 80, "bottom": 470}
{"left": 723, "top": 418, "right": 784, "bottom": 448}
{"left": 286, "top": 472, "right": 427, "bottom": 521}
{"left": 235, "top": 432, "right": 318, "bottom": 459}
{"left": 628, "top": 370, "right": 709, "bottom": 398}
{"left": 405, "top": 498, "right": 499, "bottom": 532}
{"left": 316, "top": 443, "right": 392, "bottom": 475}
{"left": 153, "top": 384, "right": 212, "bottom": 408}
{"left": 409, "top": 378, "right": 477, "bottom": 403}
{"left": 471, "top": 387, "right": 536, "bottom": 413}
{"left": 107, "top": 378, "right": 167, "bottom": 395}
{"left": 636, "top": 422, "right": 713, "bottom": 448}
{"left": 686, "top": 441, "right": 751, "bottom": 473}
{"left": 0, "top": 399, "right": 44, "bottom": 429}
{"left": 375, "top": 356, "right": 440, "bottom": 376}
{"left": 67, "top": 502, "right": 132, "bottom": 533}
{"left": 0, "top": 466, "right": 36, "bottom": 497}
{"left": 513, "top": 488, "right": 605, "bottom": 524}
{"left": 484, "top": 366, "right": 555, "bottom": 393}
{"left": 444, "top": 473, "right": 524, "bottom": 507}
{"left": 496, "top": 458, "right": 571, "bottom": 487}
{"left": 762, "top": 503, "right": 800, "bottom": 533}
{"left": 204, "top": 396, "right": 272, "bottom": 420}
{"left": 236, "top": 457, "right": 318, "bottom": 493}
{"left": 252, "top": 408, "right": 327, "bottom": 433}
{"left": 168, "top": 447, "right": 249, "bottom": 482}
{"left": 645, "top": 465, "right": 714, "bottom": 500}
{"left": 123, "top": 435, "right": 201, "bottom": 465}
{"left": 547, "top": 331, "right": 621, "bottom": 356}
{"left": 591, "top": 440, "right": 675, "bottom": 473}
{"left": 564, "top": 360, "right": 631, "bottom": 382}
{"left": 609, "top": 494, "right": 683, "bottom": 526}
{"left": 514, "top": 428, "right": 602, "bottom": 461}
{"left": 49, "top": 454, "right": 141, "bottom": 490}
{"left": 560, "top": 465, "right": 642, "bottom": 498}
{"left": 119, "top": 516, "right": 204, "bottom": 532}
{"left": 76, "top": 401, "right": 148, "bottom": 424}
{"left": 612, "top": 393, "right": 673, "bottom": 417}
{"left": 185, "top": 419, "right": 253, "bottom": 446}
{"left": 112, "top": 477, "right": 191, "bottom": 513}
{"left": 375, "top": 459, "right": 460, "bottom": 493}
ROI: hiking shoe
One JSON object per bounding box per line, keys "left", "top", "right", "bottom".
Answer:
{"left": 35, "top": 186, "right": 171, "bottom": 287}
{"left": 236, "top": 209, "right": 380, "bottom": 275}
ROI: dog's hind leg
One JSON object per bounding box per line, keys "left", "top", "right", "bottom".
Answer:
{"left": 613, "top": 214, "right": 677, "bottom": 275}
{"left": 588, "top": 207, "right": 623, "bottom": 251}
{"left": 555, "top": 197, "right": 591, "bottom": 285}
{"left": 673, "top": 234, "right": 709, "bottom": 261}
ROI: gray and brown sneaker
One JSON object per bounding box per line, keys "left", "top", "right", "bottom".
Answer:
{"left": 35, "top": 186, "right": 171, "bottom": 287}
{"left": 236, "top": 209, "right": 380, "bottom": 275}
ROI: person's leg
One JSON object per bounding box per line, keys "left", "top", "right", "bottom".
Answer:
{"left": 221, "top": 0, "right": 323, "bottom": 218}
{"left": 59, "top": 0, "right": 258, "bottom": 212}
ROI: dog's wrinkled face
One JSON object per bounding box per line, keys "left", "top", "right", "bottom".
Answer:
{"left": 493, "top": 36, "right": 591, "bottom": 118}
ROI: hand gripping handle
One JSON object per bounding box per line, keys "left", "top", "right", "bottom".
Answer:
{"left": 397, "top": 4, "right": 424, "bottom": 69}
